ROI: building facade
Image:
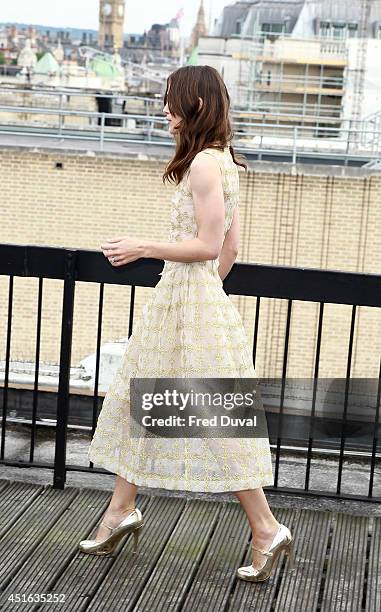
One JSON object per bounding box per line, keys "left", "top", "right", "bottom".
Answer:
{"left": 199, "top": 0, "right": 381, "bottom": 130}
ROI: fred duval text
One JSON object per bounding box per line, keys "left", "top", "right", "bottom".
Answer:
{"left": 140, "top": 415, "right": 258, "bottom": 427}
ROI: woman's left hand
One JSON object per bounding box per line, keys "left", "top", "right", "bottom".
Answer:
{"left": 100, "top": 236, "right": 145, "bottom": 266}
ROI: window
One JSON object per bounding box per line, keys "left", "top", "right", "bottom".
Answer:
{"left": 262, "top": 23, "right": 285, "bottom": 35}
{"left": 333, "top": 24, "right": 345, "bottom": 39}
{"left": 348, "top": 23, "right": 358, "bottom": 38}
{"left": 235, "top": 20, "right": 242, "bottom": 35}
{"left": 319, "top": 21, "right": 358, "bottom": 39}
{"left": 320, "top": 21, "right": 330, "bottom": 38}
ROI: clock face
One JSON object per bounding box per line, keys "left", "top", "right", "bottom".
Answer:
{"left": 118, "top": 5, "right": 124, "bottom": 17}
{"left": 102, "top": 3, "right": 112, "bottom": 16}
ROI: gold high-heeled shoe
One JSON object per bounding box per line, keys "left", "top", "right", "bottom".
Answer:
{"left": 236, "top": 524, "right": 295, "bottom": 582}
{"left": 78, "top": 507, "right": 144, "bottom": 556}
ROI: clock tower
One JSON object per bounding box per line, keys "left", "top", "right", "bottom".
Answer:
{"left": 99, "top": 0, "right": 125, "bottom": 52}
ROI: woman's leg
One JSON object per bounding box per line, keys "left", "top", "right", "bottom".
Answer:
{"left": 94, "top": 476, "right": 138, "bottom": 542}
{"left": 234, "top": 487, "right": 281, "bottom": 569}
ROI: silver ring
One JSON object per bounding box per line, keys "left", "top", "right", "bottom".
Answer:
{"left": 111, "top": 256, "right": 117, "bottom": 263}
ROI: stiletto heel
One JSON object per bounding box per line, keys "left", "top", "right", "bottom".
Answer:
{"left": 78, "top": 507, "right": 144, "bottom": 556}
{"left": 285, "top": 538, "right": 295, "bottom": 570}
{"left": 236, "top": 524, "right": 295, "bottom": 583}
{"left": 132, "top": 524, "right": 144, "bottom": 553}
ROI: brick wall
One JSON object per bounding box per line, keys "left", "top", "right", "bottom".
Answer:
{"left": 0, "top": 147, "right": 380, "bottom": 378}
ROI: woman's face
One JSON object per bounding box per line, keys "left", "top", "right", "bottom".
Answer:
{"left": 163, "top": 81, "right": 182, "bottom": 136}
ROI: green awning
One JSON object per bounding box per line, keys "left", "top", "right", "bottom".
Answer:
{"left": 90, "top": 57, "right": 123, "bottom": 78}
{"left": 34, "top": 52, "right": 60, "bottom": 74}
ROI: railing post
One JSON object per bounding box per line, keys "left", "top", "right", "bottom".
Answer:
{"left": 53, "top": 249, "right": 77, "bottom": 489}
{"left": 292, "top": 126, "right": 297, "bottom": 165}
{"left": 344, "top": 118, "right": 351, "bottom": 167}
{"left": 100, "top": 113, "right": 105, "bottom": 150}
{"left": 58, "top": 92, "right": 63, "bottom": 136}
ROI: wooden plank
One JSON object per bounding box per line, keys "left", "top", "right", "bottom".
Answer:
{"left": 36, "top": 490, "right": 149, "bottom": 612}
{"left": 320, "top": 513, "right": 368, "bottom": 612}
{"left": 365, "top": 516, "right": 381, "bottom": 612}
{"left": 181, "top": 501, "right": 253, "bottom": 611}
{"left": 0, "top": 484, "right": 77, "bottom": 596}
{"left": 0, "top": 480, "right": 44, "bottom": 538}
{"left": 227, "top": 507, "right": 297, "bottom": 611}
{"left": 131, "top": 498, "right": 220, "bottom": 612}
{"left": 86, "top": 495, "right": 187, "bottom": 611}
{"left": 0, "top": 479, "right": 12, "bottom": 494}
{"left": 0, "top": 486, "right": 113, "bottom": 611}
{"left": 274, "top": 509, "right": 331, "bottom": 612}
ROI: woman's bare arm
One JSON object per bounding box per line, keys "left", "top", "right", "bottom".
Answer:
{"left": 217, "top": 205, "right": 240, "bottom": 281}
{"left": 142, "top": 153, "right": 225, "bottom": 262}
{"left": 101, "top": 153, "right": 226, "bottom": 266}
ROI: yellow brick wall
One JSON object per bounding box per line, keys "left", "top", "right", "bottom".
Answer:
{"left": 0, "top": 148, "right": 380, "bottom": 378}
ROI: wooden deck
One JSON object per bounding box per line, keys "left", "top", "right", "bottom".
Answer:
{"left": 0, "top": 478, "right": 379, "bottom": 611}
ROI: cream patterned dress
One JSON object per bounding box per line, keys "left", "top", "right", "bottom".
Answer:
{"left": 88, "top": 146, "right": 274, "bottom": 492}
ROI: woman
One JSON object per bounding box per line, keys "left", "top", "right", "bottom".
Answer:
{"left": 79, "top": 65, "right": 294, "bottom": 583}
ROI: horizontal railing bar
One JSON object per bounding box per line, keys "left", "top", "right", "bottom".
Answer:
{"left": 1, "top": 419, "right": 379, "bottom": 460}
{"left": 0, "top": 105, "right": 379, "bottom": 134}
{"left": 227, "top": 261, "right": 381, "bottom": 306}
{"left": 0, "top": 104, "right": 352, "bottom": 125}
{"left": 0, "top": 105, "right": 170, "bottom": 121}
{"left": 0, "top": 244, "right": 380, "bottom": 307}
{"left": 0, "top": 87, "right": 165, "bottom": 100}
{"left": 0, "top": 90, "right": 350, "bottom": 116}
{"left": 0, "top": 134, "right": 375, "bottom": 164}
{"left": 0, "top": 86, "right": 357, "bottom": 107}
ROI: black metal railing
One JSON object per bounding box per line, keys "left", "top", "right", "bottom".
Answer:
{"left": 1, "top": 244, "right": 380, "bottom": 501}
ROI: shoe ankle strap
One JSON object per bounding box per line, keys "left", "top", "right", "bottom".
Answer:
{"left": 120, "top": 505, "right": 136, "bottom": 514}
{"left": 252, "top": 544, "right": 273, "bottom": 557}
{"left": 100, "top": 507, "right": 137, "bottom": 531}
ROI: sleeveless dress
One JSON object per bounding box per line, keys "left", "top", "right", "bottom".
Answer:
{"left": 88, "top": 146, "right": 274, "bottom": 492}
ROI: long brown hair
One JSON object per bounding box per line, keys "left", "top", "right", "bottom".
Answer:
{"left": 162, "top": 65, "right": 247, "bottom": 186}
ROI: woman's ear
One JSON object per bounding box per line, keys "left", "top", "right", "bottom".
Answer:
{"left": 198, "top": 97, "right": 203, "bottom": 111}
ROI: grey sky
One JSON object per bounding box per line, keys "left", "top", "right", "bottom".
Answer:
{"left": 0, "top": 1, "right": 229, "bottom": 38}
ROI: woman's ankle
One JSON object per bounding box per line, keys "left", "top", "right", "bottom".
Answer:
{"left": 108, "top": 503, "right": 136, "bottom": 515}
{"left": 253, "top": 518, "right": 280, "bottom": 539}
